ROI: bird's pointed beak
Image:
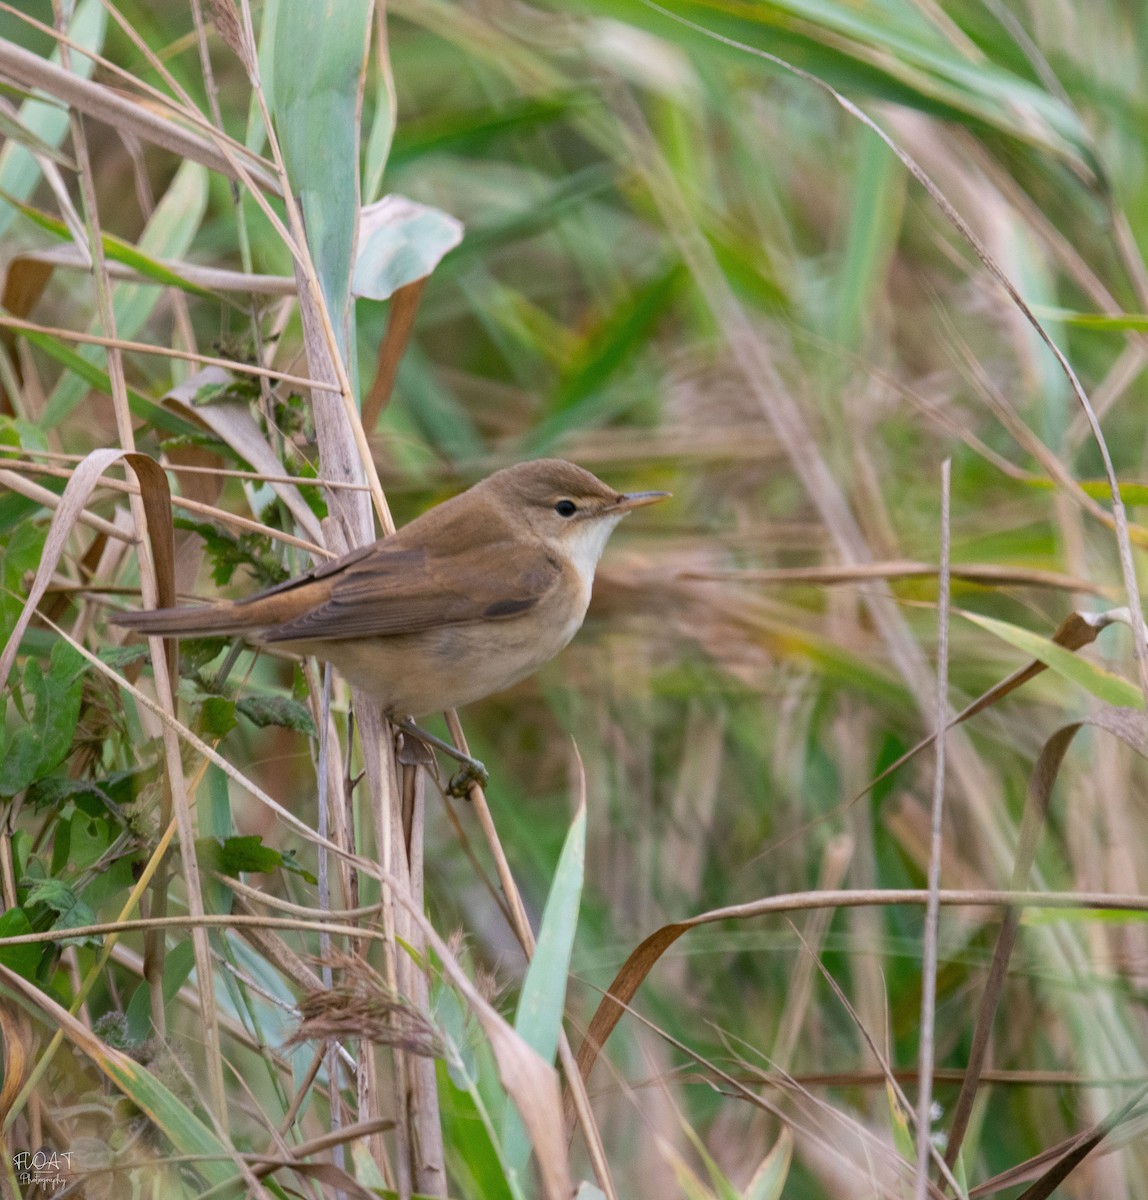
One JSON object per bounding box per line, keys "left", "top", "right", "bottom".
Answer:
{"left": 614, "top": 490, "right": 671, "bottom": 512}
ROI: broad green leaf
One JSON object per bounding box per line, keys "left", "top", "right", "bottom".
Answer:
{"left": 25, "top": 774, "right": 115, "bottom": 812}
{"left": 0, "top": 518, "right": 46, "bottom": 646}
{"left": 179, "top": 638, "right": 229, "bottom": 674}
{"left": 199, "top": 696, "right": 237, "bottom": 739}
{"left": 0, "top": 416, "right": 49, "bottom": 456}
{"left": 437, "top": 1057, "right": 518, "bottom": 1200}
{"left": 124, "top": 975, "right": 153, "bottom": 1044}
{"left": 503, "top": 804, "right": 585, "bottom": 1174}
{"left": 959, "top": 610, "right": 1142, "bottom": 709}
{"left": 162, "top": 938, "right": 196, "bottom": 1006}
{"left": 273, "top": 0, "right": 372, "bottom": 360}
{"left": 205, "top": 834, "right": 287, "bottom": 877}
{"left": 66, "top": 811, "right": 115, "bottom": 872}
{"left": 0, "top": 641, "right": 87, "bottom": 797}
{"left": 97, "top": 643, "right": 152, "bottom": 671}
{"left": 23, "top": 879, "right": 98, "bottom": 945}
{"left": 0, "top": 908, "right": 42, "bottom": 979}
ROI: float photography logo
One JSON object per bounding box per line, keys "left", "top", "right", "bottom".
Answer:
{"left": 10, "top": 1147, "right": 72, "bottom": 1193}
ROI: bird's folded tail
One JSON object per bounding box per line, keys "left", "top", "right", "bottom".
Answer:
{"left": 112, "top": 603, "right": 256, "bottom": 638}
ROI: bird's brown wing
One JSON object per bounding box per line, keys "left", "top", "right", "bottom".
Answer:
{"left": 261, "top": 539, "right": 563, "bottom": 643}
{"left": 112, "top": 542, "right": 384, "bottom": 637}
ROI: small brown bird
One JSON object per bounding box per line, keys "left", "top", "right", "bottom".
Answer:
{"left": 114, "top": 459, "right": 667, "bottom": 789}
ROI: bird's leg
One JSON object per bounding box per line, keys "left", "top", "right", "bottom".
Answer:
{"left": 395, "top": 718, "right": 488, "bottom": 798}
{"left": 209, "top": 637, "right": 247, "bottom": 693}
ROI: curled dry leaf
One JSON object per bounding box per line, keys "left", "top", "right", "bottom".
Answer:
{"left": 0, "top": 447, "right": 176, "bottom": 689}
{"left": 0, "top": 1002, "right": 35, "bottom": 1126}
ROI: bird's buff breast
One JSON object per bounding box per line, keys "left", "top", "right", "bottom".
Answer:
{"left": 294, "top": 591, "right": 587, "bottom": 718}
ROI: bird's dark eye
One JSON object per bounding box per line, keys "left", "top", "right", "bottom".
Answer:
{"left": 554, "top": 499, "right": 578, "bottom": 518}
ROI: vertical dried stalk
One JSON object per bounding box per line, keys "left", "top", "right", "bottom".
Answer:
{"left": 52, "top": 4, "right": 227, "bottom": 1118}
{"left": 915, "top": 459, "right": 952, "bottom": 1200}
{"left": 241, "top": 0, "right": 442, "bottom": 1177}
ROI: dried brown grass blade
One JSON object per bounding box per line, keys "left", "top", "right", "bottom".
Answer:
{"left": 361, "top": 277, "right": 426, "bottom": 431}
{"left": 247, "top": 1158, "right": 381, "bottom": 1199}
{"left": 126, "top": 451, "right": 177, "bottom": 685}
{"left": 15, "top": 244, "right": 296, "bottom": 294}
{"left": 0, "top": 455, "right": 329, "bottom": 558}
{"left": 575, "top": 922, "right": 691, "bottom": 1093}
{"left": 0, "top": 313, "right": 342, "bottom": 393}
{"left": 1, "top": 256, "right": 54, "bottom": 411}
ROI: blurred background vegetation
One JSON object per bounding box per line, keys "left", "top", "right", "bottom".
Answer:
{"left": 4, "top": 0, "right": 1148, "bottom": 1197}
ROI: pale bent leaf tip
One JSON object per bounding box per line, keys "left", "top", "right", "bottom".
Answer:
{"left": 351, "top": 195, "right": 464, "bottom": 302}
{"left": 574, "top": 1184, "right": 608, "bottom": 1200}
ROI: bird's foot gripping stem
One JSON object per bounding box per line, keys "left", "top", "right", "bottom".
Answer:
{"left": 395, "top": 718, "right": 488, "bottom": 798}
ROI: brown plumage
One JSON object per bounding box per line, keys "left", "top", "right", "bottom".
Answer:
{"left": 113, "top": 459, "right": 667, "bottom": 718}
